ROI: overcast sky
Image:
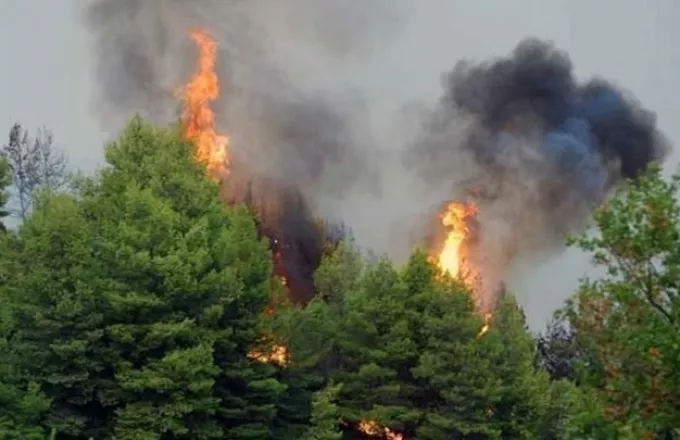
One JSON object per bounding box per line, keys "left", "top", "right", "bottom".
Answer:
{"left": 2, "top": 0, "right": 679, "bottom": 329}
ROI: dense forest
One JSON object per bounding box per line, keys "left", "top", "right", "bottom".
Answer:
{"left": 0, "top": 118, "right": 679, "bottom": 439}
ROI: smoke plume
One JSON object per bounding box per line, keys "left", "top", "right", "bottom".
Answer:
{"left": 408, "top": 38, "right": 670, "bottom": 296}
{"left": 82, "top": 2, "right": 671, "bottom": 308}
{"left": 82, "top": 0, "right": 402, "bottom": 303}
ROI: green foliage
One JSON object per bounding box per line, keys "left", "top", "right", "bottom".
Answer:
{"left": 282, "top": 248, "right": 553, "bottom": 439}
{"left": 1, "top": 117, "right": 281, "bottom": 439}
{"left": 7, "top": 116, "right": 680, "bottom": 439}
{"left": 0, "top": 366, "right": 51, "bottom": 439}
{"left": 0, "top": 231, "right": 51, "bottom": 439}
{"left": 563, "top": 163, "right": 680, "bottom": 437}
{"left": 302, "top": 383, "right": 343, "bottom": 440}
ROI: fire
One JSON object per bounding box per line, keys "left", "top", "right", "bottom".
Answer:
{"left": 432, "top": 201, "right": 493, "bottom": 337}
{"left": 357, "top": 420, "right": 403, "bottom": 440}
{"left": 181, "top": 29, "right": 229, "bottom": 176}
{"left": 247, "top": 343, "right": 289, "bottom": 366}
{"left": 434, "top": 201, "right": 478, "bottom": 282}
{"left": 180, "top": 29, "right": 290, "bottom": 368}
{"left": 477, "top": 312, "right": 492, "bottom": 338}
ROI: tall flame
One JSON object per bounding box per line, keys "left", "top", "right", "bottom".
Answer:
{"left": 181, "top": 29, "right": 229, "bottom": 176}
{"left": 181, "top": 29, "right": 289, "bottom": 366}
{"left": 435, "top": 201, "right": 478, "bottom": 281}
{"left": 433, "top": 201, "right": 492, "bottom": 337}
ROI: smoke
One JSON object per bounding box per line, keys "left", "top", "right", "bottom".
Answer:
{"left": 82, "top": 0, "right": 405, "bottom": 303}
{"left": 82, "top": 2, "right": 671, "bottom": 309}
{"left": 408, "top": 38, "right": 670, "bottom": 300}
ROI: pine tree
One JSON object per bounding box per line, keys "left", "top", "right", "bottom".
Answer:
{"left": 5, "top": 117, "right": 283, "bottom": 439}
{"left": 0, "top": 228, "right": 51, "bottom": 439}
{"left": 287, "top": 248, "right": 553, "bottom": 439}
{"left": 301, "top": 383, "right": 343, "bottom": 440}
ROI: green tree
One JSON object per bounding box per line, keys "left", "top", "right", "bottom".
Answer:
{"left": 562, "top": 163, "right": 680, "bottom": 438}
{"left": 5, "top": 117, "right": 283, "bottom": 439}
{"left": 285, "top": 248, "right": 552, "bottom": 439}
{"left": 0, "top": 204, "right": 51, "bottom": 438}
{"left": 302, "top": 383, "right": 343, "bottom": 440}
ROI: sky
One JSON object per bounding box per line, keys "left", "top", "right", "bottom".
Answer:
{"left": 2, "top": 0, "right": 680, "bottom": 329}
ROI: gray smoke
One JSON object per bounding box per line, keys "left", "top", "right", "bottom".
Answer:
{"left": 82, "top": 0, "right": 412, "bottom": 302}
{"left": 82, "top": 2, "right": 671, "bottom": 310}
{"left": 82, "top": 0, "right": 406, "bottom": 193}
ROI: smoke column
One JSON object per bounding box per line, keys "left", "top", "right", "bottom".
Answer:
{"left": 82, "top": 2, "right": 671, "bottom": 308}
{"left": 82, "top": 0, "right": 404, "bottom": 303}
{"left": 408, "top": 37, "right": 670, "bottom": 296}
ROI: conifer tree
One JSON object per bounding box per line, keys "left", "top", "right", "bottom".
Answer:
{"left": 5, "top": 117, "right": 283, "bottom": 439}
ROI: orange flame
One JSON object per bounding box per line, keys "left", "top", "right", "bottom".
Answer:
{"left": 357, "top": 420, "right": 403, "bottom": 440}
{"left": 181, "top": 29, "right": 229, "bottom": 176}
{"left": 432, "top": 201, "right": 493, "bottom": 336}
{"left": 180, "top": 30, "right": 290, "bottom": 365}
{"left": 434, "top": 201, "right": 478, "bottom": 281}
{"left": 247, "top": 343, "right": 289, "bottom": 366}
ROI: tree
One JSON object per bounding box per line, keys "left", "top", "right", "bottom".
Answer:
{"left": 283, "top": 247, "right": 553, "bottom": 439}
{"left": 536, "top": 317, "right": 581, "bottom": 382}
{"left": 0, "top": 229, "right": 51, "bottom": 439}
{"left": 302, "top": 383, "right": 343, "bottom": 440}
{"left": 0, "top": 157, "right": 11, "bottom": 231}
{"left": 562, "top": 163, "right": 680, "bottom": 438}
{"left": 2, "top": 124, "right": 67, "bottom": 220}
{"left": 4, "top": 117, "right": 284, "bottom": 439}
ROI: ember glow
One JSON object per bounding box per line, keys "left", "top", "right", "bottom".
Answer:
{"left": 247, "top": 343, "right": 289, "bottom": 367}
{"left": 357, "top": 420, "right": 404, "bottom": 440}
{"left": 181, "top": 29, "right": 229, "bottom": 176}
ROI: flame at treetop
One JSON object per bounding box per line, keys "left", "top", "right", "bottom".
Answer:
{"left": 181, "top": 29, "right": 289, "bottom": 366}
{"left": 433, "top": 201, "right": 478, "bottom": 282}
{"left": 181, "top": 29, "right": 229, "bottom": 176}
{"left": 432, "top": 201, "right": 493, "bottom": 338}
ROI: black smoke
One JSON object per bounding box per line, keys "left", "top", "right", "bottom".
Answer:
{"left": 409, "top": 38, "right": 670, "bottom": 296}
{"left": 443, "top": 38, "right": 667, "bottom": 195}
{"left": 83, "top": 0, "right": 370, "bottom": 304}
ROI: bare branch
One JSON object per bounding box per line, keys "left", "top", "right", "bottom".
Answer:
{"left": 1, "top": 123, "right": 69, "bottom": 220}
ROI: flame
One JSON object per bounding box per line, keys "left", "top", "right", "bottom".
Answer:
{"left": 477, "top": 312, "right": 492, "bottom": 338}
{"left": 180, "top": 30, "right": 290, "bottom": 367}
{"left": 357, "top": 420, "right": 403, "bottom": 440}
{"left": 432, "top": 201, "right": 493, "bottom": 336}
{"left": 247, "top": 342, "right": 289, "bottom": 366}
{"left": 433, "top": 201, "right": 478, "bottom": 281}
{"left": 181, "top": 29, "right": 229, "bottom": 176}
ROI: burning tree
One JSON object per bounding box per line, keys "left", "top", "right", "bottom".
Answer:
{"left": 273, "top": 248, "right": 554, "bottom": 439}
{"left": 179, "top": 28, "right": 336, "bottom": 309}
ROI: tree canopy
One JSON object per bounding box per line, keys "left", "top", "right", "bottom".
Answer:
{"left": 1, "top": 119, "right": 679, "bottom": 439}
